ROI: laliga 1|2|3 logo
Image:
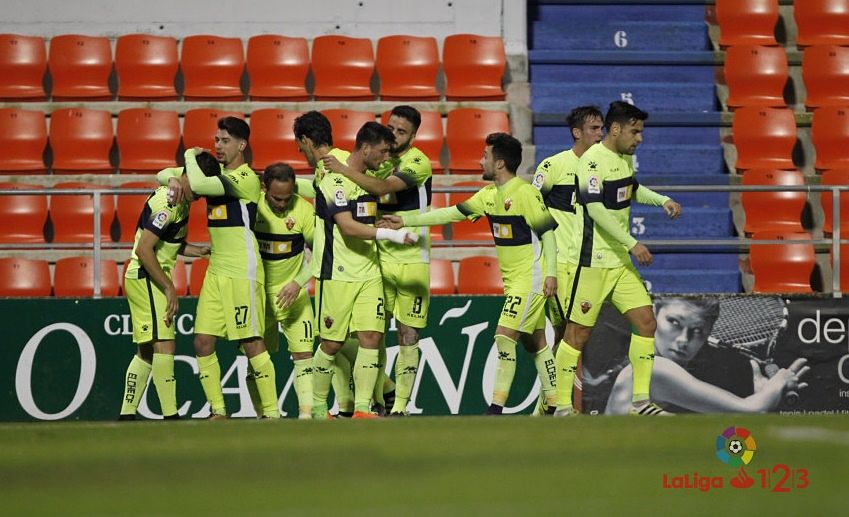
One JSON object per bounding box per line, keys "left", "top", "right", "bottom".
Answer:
{"left": 661, "top": 426, "right": 810, "bottom": 493}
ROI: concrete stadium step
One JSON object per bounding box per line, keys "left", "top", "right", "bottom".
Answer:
{"left": 531, "top": 83, "right": 717, "bottom": 113}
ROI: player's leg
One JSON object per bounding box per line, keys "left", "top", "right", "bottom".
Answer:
{"left": 371, "top": 331, "right": 388, "bottom": 415}
{"left": 389, "top": 263, "right": 429, "bottom": 416}
{"left": 120, "top": 276, "right": 158, "bottom": 420}
{"left": 312, "top": 279, "right": 355, "bottom": 418}
{"left": 193, "top": 271, "right": 228, "bottom": 418}
{"left": 151, "top": 340, "right": 178, "bottom": 419}
{"left": 534, "top": 262, "right": 570, "bottom": 415}
{"left": 281, "top": 289, "right": 316, "bottom": 419}
{"left": 554, "top": 265, "right": 610, "bottom": 416}
{"left": 331, "top": 337, "right": 357, "bottom": 417}
{"left": 350, "top": 276, "right": 387, "bottom": 418}
{"left": 517, "top": 296, "right": 557, "bottom": 415}
{"left": 119, "top": 344, "right": 152, "bottom": 420}
{"left": 612, "top": 266, "right": 661, "bottom": 414}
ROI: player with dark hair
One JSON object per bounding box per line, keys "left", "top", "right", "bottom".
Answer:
{"left": 531, "top": 105, "right": 603, "bottom": 414}
{"left": 381, "top": 132, "right": 559, "bottom": 414}
{"left": 249, "top": 162, "right": 317, "bottom": 418}
{"left": 605, "top": 298, "right": 809, "bottom": 413}
{"left": 119, "top": 154, "right": 218, "bottom": 420}
{"left": 158, "top": 116, "right": 279, "bottom": 419}
{"left": 310, "top": 122, "right": 418, "bottom": 419}
{"left": 293, "top": 110, "right": 348, "bottom": 197}
{"left": 321, "top": 105, "right": 433, "bottom": 416}
{"left": 553, "top": 101, "right": 681, "bottom": 416}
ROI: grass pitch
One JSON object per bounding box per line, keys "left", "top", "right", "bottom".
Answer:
{"left": 1, "top": 414, "right": 846, "bottom": 516}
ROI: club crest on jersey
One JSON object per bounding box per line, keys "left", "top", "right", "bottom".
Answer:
{"left": 285, "top": 217, "right": 296, "bottom": 230}
{"left": 151, "top": 210, "right": 168, "bottom": 229}
{"left": 324, "top": 316, "right": 334, "bottom": 329}
{"left": 504, "top": 198, "right": 513, "bottom": 211}
{"left": 532, "top": 173, "right": 545, "bottom": 189}
{"left": 588, "top": 176, "right": 600, "bottom": 194}
{"left": 580, "top": 301, "right": 592, "bottom": 314}
{"left": 334, "top": 188, "right": 346, "bottom": 207}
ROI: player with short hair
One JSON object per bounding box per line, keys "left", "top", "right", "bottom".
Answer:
{"left": 251, "top": 162, "right": 317, "bottom": 419}
{"left": 382, "top": 133, "right": 559, "bottom": 414}
{"left": 119, "top": 153, "right": 218, "bottom": 420}
{"left": 159, "top": 116, "right": 278, "bottom": 418}
{"left": 531, "top": 106, "right": 603, "bottom": 414}
{"left": 310, "top": 122, "right": 418, "bottom": 419}
{"left": 321, "top": 105, "right": 433, "bottom": 416}
{"left": 555, "top": 101, "right": 682, "bottom": 417}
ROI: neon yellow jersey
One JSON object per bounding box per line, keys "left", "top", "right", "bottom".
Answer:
{"left": 533, "top": 149, "right": 578, "bottom": 263}
{"left": 373, "top": 146, "right": 433, "bottom": 264}
{"left": 125, "top": 186, "right": 189, "bottom": 279}
{"left": 458, "top": 177, "right": 557, "bottom": 293}
{"left": 313, "top": 172, "right": 381, "bottom": 281}
{"left": 254, "top": 193, "right": 315, "bottom": 293}
{"left": 206, "top": 164, "right": 264, "bottom": 283}
{"left": 571, "top": 142, "right": 638, "bottom": 268}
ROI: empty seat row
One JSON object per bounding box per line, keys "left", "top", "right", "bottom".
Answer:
{"left": 724, "top": 44, "right": 849, "bottom": 109}
{"left": 732, "top": 106, "right": 849, "bottom": 171}
{"left": 0, "top": 256, "right": 494, "bottom": 298}
{"left": 717, "top": 0, "right": 849, "bottom": 48}
{"left": 0, "top": 33, "right": 505, "bottom": 102}
{"left": 0, "top": 107, "right": 509, "bottom": 174}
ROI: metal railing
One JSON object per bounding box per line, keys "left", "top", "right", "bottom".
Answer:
{"left": 2, "top": 184, "right": 848, "bottom": 298}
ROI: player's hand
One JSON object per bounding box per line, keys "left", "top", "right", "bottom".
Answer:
{"left": 663, "top": 200, "right": 682, "bottom": 219}
{"left": 629, "top": 243, "right": 653, "bottom": 266}
{"left": 402, "top": 230, "right": 419, "bottom": 246}
{"left": 380, "top": 214, "right": 404, "bottom": 230}
{"left": 163, "top": 284, "right": 178, "bottom": 328}
{"left": 197, "top": 246, "right": 211, "bottom": 257}
{"left": 543, "top": 276, "right": 557, "bottom": 298}
{"left": 321, "top": 154, "right": 349, "bottom": 175}
{"left": 276, "top": 281, "right": 301, "bottom": 309}
{"left": 167, "top": 177, "right": 182, "bottom": 205}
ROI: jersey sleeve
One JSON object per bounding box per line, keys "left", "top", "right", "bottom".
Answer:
{"left": 300, "top": 199, "right": 316, "bottom": 246}
{"left": 395, "top": 152, "right": 432, "bottom": 188}
{"left": 532, "top": 159, "right": 555, "bottom": 196}
{"left": 456, "top": 187, "right": 489, "bottom": 221}
{"left": 142, "top": 192, "right": 178, "bottom": 238}
{"left": 577, "top": 158, "right": 605, "bottom": 205}
{"left": 220, "top": 168, "right": 261, "bottom": 203}
{"left": 522, "top": 185, "right": 558, "bottom": 236}
{"left": 323, "top": 176, "right": 357, "bottom": 219}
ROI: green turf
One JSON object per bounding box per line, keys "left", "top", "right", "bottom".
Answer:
{"left": 1, "top": 415, "right": 846, "bottom": 516}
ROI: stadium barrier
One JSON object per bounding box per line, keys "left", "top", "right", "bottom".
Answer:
{"left": 2, "top": 294, "right": 848, "bottom": 421}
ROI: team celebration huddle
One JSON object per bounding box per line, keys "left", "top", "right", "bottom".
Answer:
{"left": 117, "top": 100, "right": 683, "bottom": 420}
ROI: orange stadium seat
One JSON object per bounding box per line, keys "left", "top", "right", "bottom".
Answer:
{"left": 248, "top": 109, "right": 308, "bottom": 171}
{"left": 0, "top": 108, "right": 47, "bottom": 173}
{"left": 457, "top": 256, "right": 502, "bottom": 294}
{"left": 430, "top": 259, "right": 456, "bottom": 295}
{"left": 381, "top": 109, "right": 444, "bottom": 173}
{"left": 447, "top": 109, "right": 510, "bottom": 173}
{"left": 0, "top": 34, "right": 47, "bottom": 101}
{"left": 48, "top": 34, "right": 112, "bottom": 100}
{"left": 448, "top": 181, "right": 493, "bottom": 242}
{"left": 812, "top": 107, "right": 849, "bottom": 171}
{"left": 187, "top": 198, "right": 209, "bottom": 243}
{"left": 724, "top": 45, "right": 787, "bottom": 109}
{"left": 715, "top": 0, "right": 779, "bottom": 47}
{"left": 117, "top": 108, "right": 180, "bottom": 174}
{"left": 54, "top": 257, "right": 120, "bottom": 297}
{"left": 803, "top": 45, "right": 849, "bottom": 109}
{"left": 189, "top": 258, "right": 208, "bottom": 296}
{"left": 376, "top": 35, "right": 439, "bottom": 101}
{"left": 731, "top": 107, "right": 796, "bottom": 171}
{"left": 741, "top": 169, "right": 805, "bottom": 236}
{"left": 115, "top": 34, "right": 178, "bottom": 101}
{"left": 50, "top": 182, "right": 115, "bottom": 243}
{"left": 321, "top": 109, "right": 377, "bottom": 151}
{"left": 750, "top": 231, "right": 814, "bottom": 293}
{"left": 795, "top": 0, "right": 849, "bottom": 48}
{"left": 49, "top": 108, "right": 114, "bottom": 174}
{"left": 122, "top": 257, "right": 187, "bottom": 296}
{"left": 311, "top": 35, "right": 375, "bottom": 101}
{"left": 182, "top": 108, "right": 244, "bottom": 150}
{"left": 820, "top": 169, "right": 849, "bottom": 236}
{"left": 116, "top": 181, "right": 156, "bottom": 243}
{"left": 0, "top": 258, "right": 51, "bottom": 297}
{"left": 443, "top": 34, "right": 506, "bottom": 101}
{"left": 180, "top": 35, "right": 245, "bottom": 101}
{"left": 0, "top": 182, "right": 47, "bottom": 243}
{"left": 247, "top": 35, "right": 309, "bottom": 101}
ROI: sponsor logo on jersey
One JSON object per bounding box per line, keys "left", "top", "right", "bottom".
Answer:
{"left": 588, "top": 161, "right": 598, "bottom": 170}
{"left": 208, "top": 205, "right": 228, "bottom": 220}
{"left": 532, "top": 173, "right": 545, "bottom": 189}
{"left": 617, "top": 185, "right": 633, "bottom": 202}
{"left": 356, "top": 201, "right": 377, "bottom": 217}
{"left": 588, "top": 176, "right": 600, "bottom": 194}
{"left": 151, "top": 210, "right": 169, "bottom": 229}
{"left": 492, "top": 223, "right": 513, "bottom": 239}
{"left": 334, "top": 188, "right": 346, "bottom": 207}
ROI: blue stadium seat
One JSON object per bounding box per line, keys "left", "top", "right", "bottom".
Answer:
{"left": 629, "top": 206, "right": 733, "bottom": 239}
{"left": 637, "top": 254, "right": 742, "bottom": 293}
{"left": 532, "top": 83, "right": 716, "bottom": 114}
